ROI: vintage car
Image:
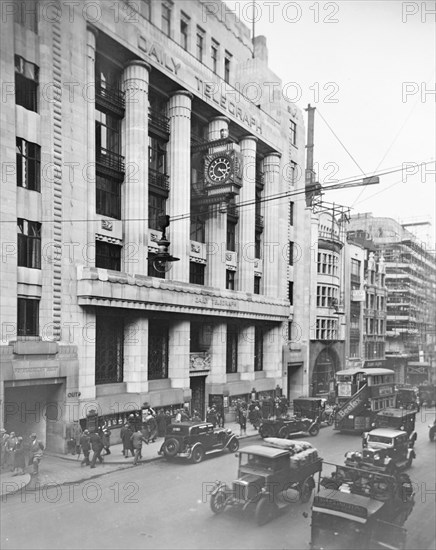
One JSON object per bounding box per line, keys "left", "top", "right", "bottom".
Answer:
{"left": 158, "top": 422, "right": 239, "bottom": 464}
{"left": 372, "top": 408, "right": 417, "bottom": 447}
{"left": 258, "top": 414, "right": 320, "bottom": 439}
{"left": 210, "top": 438, "right": 323, "bottom": 526}
{"left": 395, "top": 385, "right": 420, "bottom": 411}
{"left": 358, "top": 428, "right": 416, "bottom": 470}
{"left": 429, "top": 419, "right": 436, "bottom": 442}
{"left": 293, "top": 397, "right": 335, "bottom": 427}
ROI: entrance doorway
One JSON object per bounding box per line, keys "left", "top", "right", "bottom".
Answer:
{"left": 190, "top": 376, "right": 206, "bottom": 419}
{"left": 312, "top": 348, "right": 338, "bottom": 398}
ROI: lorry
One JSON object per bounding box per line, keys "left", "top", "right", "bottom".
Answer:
{"left": 310, "top": 458, "right": 415, "bottom": 549}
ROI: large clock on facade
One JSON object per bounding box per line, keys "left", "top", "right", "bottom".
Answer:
{"left": 207, "top": 156, "right": 232, "bottom": 183}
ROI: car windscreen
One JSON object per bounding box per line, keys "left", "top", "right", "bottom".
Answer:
{"left": 240, "top": 453, "right": 274, "bottom": 471}
{"left": 367, "top": 435, "right": 393, "bottom": 444}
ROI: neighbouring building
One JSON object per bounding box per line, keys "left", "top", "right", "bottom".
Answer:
{"left": 347, "top": 214, "right": 436, "bottom": 385}
{"left": 0, "top": 0, "right": 310, "bottom": 451}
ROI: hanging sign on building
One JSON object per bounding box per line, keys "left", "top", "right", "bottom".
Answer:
{"left": 351, "top": 290, "right": 365, "bottom": 302}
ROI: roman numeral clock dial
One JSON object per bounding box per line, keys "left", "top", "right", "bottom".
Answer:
{"left": 207, "top": 156, "right": 232, "bottom": 182}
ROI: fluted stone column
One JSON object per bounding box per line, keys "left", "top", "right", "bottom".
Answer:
{"left": 262, "top": 153, "right": 281, "bottom": 297}
{"left": 205, "top": 117, "right": 230, "bottom": 288}
{"left": 168, "top": 320, "right": 190, "bottom": 389}
{"left": 86, "top": 27, "right": 98, "bottom": 266}
{"left": 239, "top": 325, "right": 255, "bottom": 382}
{"left": 123, "top": 60, "right": 150, "bottom": 275}
{"left": 237, "top": 136, "right": 257, "bottom": 293}
{"left": 167, "top": 91, "right": 193, "bottom": 282}
{"left": 123, "top": 318, "right": 149, "bottom": 393}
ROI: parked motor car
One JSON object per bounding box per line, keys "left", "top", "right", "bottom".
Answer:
{"left": 293, "top": 397, "right": 335, "bottom": 427}
{"left": 158, "top": 422, "right": 239, "bottom": 464}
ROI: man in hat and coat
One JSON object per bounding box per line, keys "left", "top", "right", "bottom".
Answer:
{"left": 29, "top": 433, "right": 44, "bottom": 475}
{"left": 79, "top": 429, "right": 91, "bottom": 466}
{"left": 89, "top": 431, "right": 104, "bottom": 468}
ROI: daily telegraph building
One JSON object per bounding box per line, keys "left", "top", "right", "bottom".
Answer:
{"left": 0, "top": 0, "right": 307, "bottom": 451}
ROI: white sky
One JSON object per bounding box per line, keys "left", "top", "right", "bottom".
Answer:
{"left": 224, "top": 0, "right": 436, "bottom": 247}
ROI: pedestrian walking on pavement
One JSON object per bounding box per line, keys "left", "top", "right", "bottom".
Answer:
{"left": 143, "top": 410, "right": 157, "bottom": 443}
{"left": 131, "top": 428, "right": 148, "bottom": 466}
{"left": 12, "top": 437, "right": 26, "bottom": 476}
{"left": 156, "top": 409, "right": 167, "bottom": 437}
{"left": 29, "top": 433, "right": 44, "bottom": 475}
{"left": 0, "top": 429, "right": 9, "bottom": 470}
{"left": 79, "top": 429, "right": 91, "bottom": 466}
{"left": 89, "top": 431, "right": 104, "bottom": 469}
{"left": 121, "top": 424, "right": 134, "bottom": 458}
{"left": 101, "top": 429, "right": 111, "bottom": 455}
{"left": 237, "top": 407, "right": 247, "bottom": 436}
{"left": 6, "top": 432, "right": 18, "bottom": 472}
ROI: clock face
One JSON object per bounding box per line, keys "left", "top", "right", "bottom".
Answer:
{"left": 207, "top": 156, "right": 232, "bottom": 183}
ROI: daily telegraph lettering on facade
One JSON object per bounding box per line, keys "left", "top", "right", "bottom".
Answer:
{"left": 138, "top": 36, "right": 263, "bottom": 136}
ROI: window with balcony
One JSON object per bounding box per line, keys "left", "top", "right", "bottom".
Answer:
{"left": 254, "top": 326, "right": 264, "bottom": 371}
{"left": 190, "top": 262, "right": 205, "bottom": 285}
{"left": 15, "top": 55, "right": 38, "bottom": 112}
{"left": 149, "top": 193, "right": 166, "bottom": 230}
{"left": 96, "top": 175, "right": 121, "bottom": 219}
{"left": 226, "top": 324, "right": 238, "bottom": 374}
{"left": 289, "top": 119, "right": 297, "bottom": 146}
{"left": 226, "top": 269, "right": 235, "bottom": 290}
{"left": 14, "top": 0, "right": 38, "bottom": 32}
{"left": 227, "top": 221, "right": 236, "bottom": 252}
{"left": 161, "top": 3, "right": 172, "bottom": 36}
{"left": 16, "top": 138, "right": 40, "bottom": 191}
{"left": 95, "top": 241, "right": 121, "bottom": 271}
{"left": 180, "top": 13, "right": 189, "bottom": 50}
{"left": 95, "top": 55, "right": 124, "bottom": 115}
{"left": 196, "top": 27, "right": 204, "bottom": 62}
{"left": 95, "top": 314, "right": 124, "bottom": 384}
{"left": 211, "top": 40, "right": 219, "bottom": 73}
{"left": 149, "top": 136, "right": 168, "bottom": 191}
{"left": 17, "top": 298, "right": 39, "bottom": 337}
{"left": 96, "top": 110, "right": 124, "bottom": 174}
{"left": 224, "top": 51, "right": 232, "bottom": 83}
{"left": 148, "top": 321, "right": 169, "bottom": 380}
{"left": 17, "top": 219, "right": 41, "bottom": 269}
{"left": 254, "top": 276, "right": 261, "bottom": 295}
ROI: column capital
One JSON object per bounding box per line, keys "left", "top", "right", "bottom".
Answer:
{"left": 211, "top": 116, "right": 230, "bottom": 124}
{"left": 170, "top": 90, "right": 193, "bottom": 100}
{"left": 265, "top": 151, "right": 282, "bottom": 159}
{"left": 239, "top": 135, "right": 258, "bottom": 144}
{"left": 124, "top": 59, "right": 151, "bottom": 73}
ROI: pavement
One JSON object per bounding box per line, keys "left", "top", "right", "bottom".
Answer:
{"left": 0, "top": 420, "right": 259, "bottom": 498}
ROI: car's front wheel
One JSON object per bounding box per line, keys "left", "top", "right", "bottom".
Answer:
{"left": 309, "top": 425, "right": 320, "bottom": 437}
{"left": 210, "top": 489, "right": 227, "bottom": 514}
{"left": 191, "top": 445, "right": 205, "bottom": 464}
{"left": 227, "top": 438, "right": 239, "bottom": 453}
{"left": 255, "top": 496, "right": 276, "bottom": 526}
{"left": 259, "top": 424, "right": 275, "bottom": 438}
{"left": 162, "top": 438, "right": 180, "bottom": 457}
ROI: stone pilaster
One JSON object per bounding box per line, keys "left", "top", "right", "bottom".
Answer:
{"left": 167, "top": 91, "right": 193, "bottom": 282}
{"left": 237, "top": 136, "right": 257, "bottom": 293}
{"left": 123, "top": 317, "right": 149, "bottom": 393}
{"left": 262, "top": 153, "right": 281, "bottom": 297}
{"left": 208, "top": 324, "right": 227, "bottom": 384}
{"left": 263, "top": 325, "right": 283, "bottom": 379}
{"left": 205, "top": 117, "right": 229, "bottom": 288}
{"left": 239, "top": 325, "right": 255, "bottom": 382}
{"left": 78, "top": 309, "right": 96, "bottom": 401}
{"left": 168, "top": 320, "right": 190, "bottom": 388}
{"left": 86, "top": 27, "right": 98, "bottom": 267}
{"left": 123, "top": 60, "right": 150, "bottom": 275}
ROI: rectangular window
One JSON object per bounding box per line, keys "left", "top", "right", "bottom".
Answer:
{"left": 14, "top": 0, "right": 38, "bottom": 32}
{"left": 190, "top": 215, "right": 206, "bottom": 243}
{"left": 227, "top": 221, "right": 236, "bottom": 252}
{"left": 180, "top": 15, "right": 189, "bottom": 50}
{"left": 17, "top": 219, "right": 41, "bottom": 269}
{"left": 211, "top": 40, "right": 219, "bottom": 73}
{"left": 190, "top": 262, "right": 205, "bottom": 285}
{"left": 226, "top": 324, "right": 238, "bottom": 374}
{"left": 254, "top": 276, "right": 261, "bottom": 295}
{"left": 17, "top": 297, "right": 39, "bottom": 337}
{"left": 289, "top": 120, "right": 297, "bottom": 146}
{"left": 15, "top": 55, "right": 39, "bottom": 112}
{"left": 289, "top": 241, "right": 294, "bottom": 266}
{"left": 254, "top": 326, "right": 264, "bottom": 372}
{"left": 226, "top": 270, "right": 235, "bottom": 290}
{"left": 96, "top": 175, "right": 121, "bottom": 219}
{"left": 288, "top": 281, "right": 294, "bottom": 305}
{"left": 255, "top": 232, "right": 262, "bottom": 259}
{"left": 290, "top": 162, "right": 298, "bottom": 185}
{"left": 224, "top": 52, "right": 232, "bottom": 83}
{"left": 196, "top": 27, "right": 204, "bottom": 62}
{"left": 289, "top": 202, "right": 294, "bottom": 226}
{"left": 96, "top": 110, "right": 121, "bottom": 154}
{"left": 148, "top": 136, "right": 167, "bottom": 175}
{"left": 140, "top": 0, "right": 151, "bottom": 21}
{"left": 148, "top": 321, "right": 169, "bottom": 380}
{"left": 351, "top": 258, "right": 361, "bottom": 278}
{"left": 148, "top": 193, "right": 166, "bottom": 230}
{"left": 161, "top": 3, "right": 171, "bottom": 36}
{"left": 95, "top": 241, "right": 121, "bottom": 271}
{"left": 16, "top": 138, "right": 40, "bottom": 191}
{"left": 95, "top": 314, "right": 124, "bottom": 384}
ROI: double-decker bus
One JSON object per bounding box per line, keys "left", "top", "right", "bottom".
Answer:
{"left": 334, "top": 368, "right": 396, "bottom": 432}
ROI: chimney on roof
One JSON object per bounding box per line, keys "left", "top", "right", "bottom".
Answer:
{"left": 253, "top": 36, "right": 268, "bottom": 64}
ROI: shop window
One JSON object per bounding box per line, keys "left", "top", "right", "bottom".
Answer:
{"left": 95, "top": 314, "right": 124, "bottom": 384}
{"left": 17, "top": 297, "right": 39, "bottom": 337}
{"left": 17, "top": 218, "right": 41, "bottom": 269}
{"left": 190, "top": 262, "right": 205, "bottom": 285}
{"left": 95, "top": 241, "right": 121, "bottom": 271}
{"left": 15, "top": 55, "right": 39, "bottom": 112}
{"left": 16, "top": 138, "right": 40, "bottom": 191}
{"left": 148, "top": 321, "right": 169, "bottom": 380}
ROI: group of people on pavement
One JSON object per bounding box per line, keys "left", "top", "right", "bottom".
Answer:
{"left": 0, "top": 429, "right": 44, "bottom": 476}
{"left": 78, "top": 424, "right": 112, "bottom": 468}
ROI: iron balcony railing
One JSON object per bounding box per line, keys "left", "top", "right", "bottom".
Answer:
{"left": 95, "top": 81, "right": 125, "bottom": 116}
{"left": 96, "top": 148, "right": 125, "bottom": 174}
{"left": 149, "top": 109, "right": 170, "bottom": 135}
{"left": 149, "top": 168, "right": 170, "bottom": 191}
